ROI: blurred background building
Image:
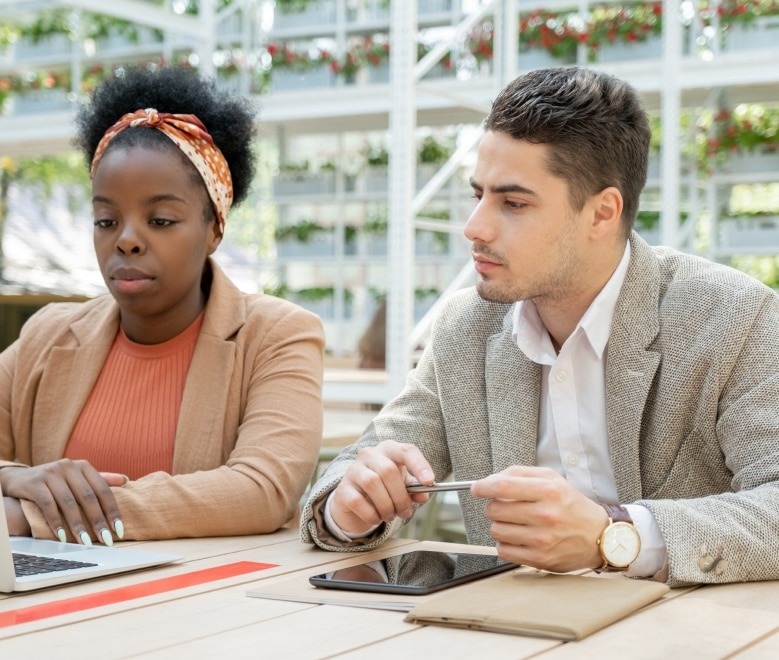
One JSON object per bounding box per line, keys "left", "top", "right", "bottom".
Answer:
{"left": 1, "top": 0, "right": 778, "bottom": 407}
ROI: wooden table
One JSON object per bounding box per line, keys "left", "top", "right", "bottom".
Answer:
{"left": 2, "top": 531, "right": 778, "bottom": 658}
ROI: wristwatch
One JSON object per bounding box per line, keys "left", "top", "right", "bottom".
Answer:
{"left": 596, "top": 504, "right": 641, "bottom": 571}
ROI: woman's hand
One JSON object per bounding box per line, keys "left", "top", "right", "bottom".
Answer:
{"left": 0, "top": 460, "right": 124, "bottom": 545}
{"left": 3, "top": 496, "right": 32, "bottom": 536}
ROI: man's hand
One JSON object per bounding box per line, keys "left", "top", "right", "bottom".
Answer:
{"left": 329, "top": 440, "right": 435, "bottom": 536}
{"left": 0, "top": 460, "right": 124, "bottom": 545}
{"left": 471, "top": 465, "right": 609, "bottom": 573}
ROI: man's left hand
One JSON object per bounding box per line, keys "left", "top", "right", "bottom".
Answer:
{"left": 471, "top": 465, "right": 609, "bottom": 573}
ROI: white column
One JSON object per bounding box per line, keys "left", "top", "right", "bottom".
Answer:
{"left": 660, "top": 0, "right": 682, "bottom": 248}
{"left": 386, "top": 0, "right": 418, "bottom": 400}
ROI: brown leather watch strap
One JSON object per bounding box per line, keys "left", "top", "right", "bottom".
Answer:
{"left": 602, "top": 503, "right": 633, "bottom": 524}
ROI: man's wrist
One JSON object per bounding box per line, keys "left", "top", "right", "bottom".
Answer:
{"left": 323, "top": 492, "right": 379, "bottom": 542}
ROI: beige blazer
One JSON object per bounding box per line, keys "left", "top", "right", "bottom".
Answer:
{"left": 302, "top": 235, "right": 779, "bottom": 587}
{"left": 1, "top": 259, "right": 325, "bottom": 540}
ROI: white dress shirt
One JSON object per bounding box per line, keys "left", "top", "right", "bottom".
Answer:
{"left": 326, "top": 242, "right": 666, "bottom": 576}
{"left": 512, "top": 243, "right": 665, "bottom": 577}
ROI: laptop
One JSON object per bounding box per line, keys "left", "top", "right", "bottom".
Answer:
{"left": 0, "top": 486, "right": 181, "bottom": 593}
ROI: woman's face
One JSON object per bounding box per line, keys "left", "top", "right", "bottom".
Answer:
{"left": 91, "top": 144, "right": 221, "bottom": 344}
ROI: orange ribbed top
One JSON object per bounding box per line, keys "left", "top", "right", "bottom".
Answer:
{"left": 65, "top": 312, "right": 204, "bottom": 480}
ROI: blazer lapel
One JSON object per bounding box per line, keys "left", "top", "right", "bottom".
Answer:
{"left": 485, "top": 310, "right": 540, "bottom": 474}
{"left": 32, "top": 300, "right": 119, "bottom": 464}
{"left": 173, "top": 260, "right": 242, "bottom": 473}
{"left": 605, "top": 235, "right": 662, "bottom": 502}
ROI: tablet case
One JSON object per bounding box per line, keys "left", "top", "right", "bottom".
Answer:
{"left": 404, "top": 570, "right": 670, "bottom": 640}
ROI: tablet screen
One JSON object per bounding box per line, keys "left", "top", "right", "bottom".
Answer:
{"left": 309, "top": 550, "right": 517, "bottom": 595}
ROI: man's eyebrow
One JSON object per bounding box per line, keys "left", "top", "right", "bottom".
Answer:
{"left": 469, "top": 179, "right": 538, "bottom": 197}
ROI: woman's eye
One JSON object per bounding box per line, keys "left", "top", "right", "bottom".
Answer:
{"left": 93, "top": 219, "right": 115, "bottom": 228}
{"left": 150, "top": 218, "right": 175, "bottom": 227}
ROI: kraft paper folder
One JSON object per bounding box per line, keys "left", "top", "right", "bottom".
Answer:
{"left": 404, "top": 570, "right": 670, "bottom": 641}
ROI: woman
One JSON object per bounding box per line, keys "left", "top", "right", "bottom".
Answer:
{"left": 0, "top": 66, "right": 324, "bottom": 544}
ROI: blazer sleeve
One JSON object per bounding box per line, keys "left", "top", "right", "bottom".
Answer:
{"left": 639, "top": 291, "right": 779, "bottom": 587}
{"left": 0, "top": 339, "right": 19, "bottom": 468}
{"left": 300, "top": 335, "right": 453, "bottom": 552}
{"left": 23, "top": 303, "right": 326, "bottom": 540}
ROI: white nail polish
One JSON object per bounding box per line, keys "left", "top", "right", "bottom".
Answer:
{"left": 56, "top": 528, "right": 67, "bottom": 543}
{"left": 79, "top": 531, "right": 93, "bottom": 546}
{"left": 114, "top": 519, "right": 125, "bottom": 540}
{"left": 100, "top": 529, "right": 113, "bottom": 546}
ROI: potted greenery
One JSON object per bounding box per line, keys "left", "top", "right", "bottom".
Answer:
{"left": 587, "top": 2, "right": 664, "bottom": 63}
{"left": 274, "top": 219, "right": 334, "bottom": 258}
{"left": 362, "top": 213, "right": 388, "bottom": 255}
{"left": 363, "top": 143, "right": 390, "bottom": 192}
{"left": 273, "top": 159, "right": 337, "bottom": 196}
{"left": 700, "top": 104, "right": 779, "bottom": 174}
{"left": 273, "top": 0, "right": 336, "bottom": 30}
{"left": 711, "top": 0, "right": 779, "bottom": 52}
{"left": 266, "top": 42, "right": 335, "bottom": 92}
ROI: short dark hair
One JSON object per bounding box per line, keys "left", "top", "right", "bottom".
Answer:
{"left": 74, "top": 64, "right": 256, "bottom": 208}
{"left": 483, "top": 67, "right": 650, "bottom": 236}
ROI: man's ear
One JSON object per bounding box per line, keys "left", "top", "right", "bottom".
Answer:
{"left": 589, "top": 187, "right": 624, "bottom": 239}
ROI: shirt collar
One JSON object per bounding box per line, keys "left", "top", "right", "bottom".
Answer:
{"left": 512, "top": 242, "right": 631, "bottom": 363}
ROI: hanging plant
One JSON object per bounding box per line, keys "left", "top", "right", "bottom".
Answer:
{"left": 274, "top": 219, "right": 329, "bottom": 243}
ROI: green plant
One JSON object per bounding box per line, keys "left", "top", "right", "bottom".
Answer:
{"left": 364, "top": 144, "right": 389, "bottom": 167}
{"left": 295, "top": 286, "right": 334, "bottom": 302}
{"left": 418, "top": 136, "right": 453, "bottom": 165}
{"left": 274, "top": 0, "right": 314, "bottom": 13}
{"left": 363, "top": 215, "right": 388, "bottom": 234}
{"left": 584, "top": 3, "right": 663, "bottom": 59}
{"left": 344, "top": 224, "right": 358, "bottom": 243}
{"left": 699, "top": 104, "right": 779, "bottom": 171}
{"left": 701, "top": 0, "right": 779, "bottom": 26}
{"left": 519, "top": 9, "right": 582, "bottom": 61}
{"left": 278, "top": 159, "right": 311, "bottom": 173}
{"left": 274, "top": 219, "right": 328, "bottom": 242}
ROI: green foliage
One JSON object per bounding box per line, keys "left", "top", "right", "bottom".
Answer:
{"left": 274, "top": 0, "right": 314, "bottom": 13}
{"left": 418, "top": 136, "right": 453, "bottom": 165}
{"left": 364, "top": 143, "right": 389, "bottom": 167}
{"left": 274, "top": 219, "right": 328, "bottom": 242}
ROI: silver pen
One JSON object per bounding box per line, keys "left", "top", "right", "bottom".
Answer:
{"left": 406, "top": 480, "right": 475, "bottom": 493}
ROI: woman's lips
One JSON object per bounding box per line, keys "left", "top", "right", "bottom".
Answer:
{"left": 110, "top": 267, "right": 155, "bottom": 294}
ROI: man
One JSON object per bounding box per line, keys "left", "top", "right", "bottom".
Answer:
{"left": 301, "top": 67, "right": 779, "bottom": 587}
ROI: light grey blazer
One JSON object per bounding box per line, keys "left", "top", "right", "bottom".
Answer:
{"left": 302, "top": 234, "right": 779, "bottom": 587}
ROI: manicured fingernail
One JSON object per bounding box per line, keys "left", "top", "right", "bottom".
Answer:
{"left": 114, "top": 519, "right": 124, "bottom": 540}
{"left": 56, "top": 527, "right": 67, "bottom": 543}
{"left": 100, "top": 529, "right": 114, "bottom": 546}
{"left": 79, "top": 531, "right": 92, "bottom": 546}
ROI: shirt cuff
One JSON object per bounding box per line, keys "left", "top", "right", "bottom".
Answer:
{"left": 624, "top": 503, "right": 668, "bottom": 578}
{"left": 323, "top": 491, "right": 380, "bottom": 542}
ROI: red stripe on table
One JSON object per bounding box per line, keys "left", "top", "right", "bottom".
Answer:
{"left": 0, "top": 560, "right": 277, "bottom": 628}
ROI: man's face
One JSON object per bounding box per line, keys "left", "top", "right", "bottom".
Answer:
{"left": 465, "top": 131, "right": 594, "bottom": 307}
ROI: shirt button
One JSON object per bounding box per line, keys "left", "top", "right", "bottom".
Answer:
{"left": 555, "top": 371, "right": 567, "bottom": 382}
{"left": 566, "top": 453, "right": 578, "bottom": 466}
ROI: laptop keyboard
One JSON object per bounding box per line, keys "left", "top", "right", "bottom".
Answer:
{"left": 13, "top": 553, "right": 98, "bottom": 576}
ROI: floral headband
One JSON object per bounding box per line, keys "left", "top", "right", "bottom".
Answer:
{"left": 90, "top": 108, "right": 233, "bottom": 234}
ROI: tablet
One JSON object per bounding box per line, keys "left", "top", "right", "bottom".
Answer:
{"left": 308, "top": 550, "right": 517, "bottom": 595}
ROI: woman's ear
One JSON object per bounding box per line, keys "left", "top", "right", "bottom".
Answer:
{"left": 207, "top": 219, "right": 223, "bottom": 255}
{"left": 590, "top": 186, "right": 624, "bottom": 239}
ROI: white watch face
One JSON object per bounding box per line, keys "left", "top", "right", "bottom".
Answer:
{"left": 602, "top": 522, "right": 641, "bottom": 567}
